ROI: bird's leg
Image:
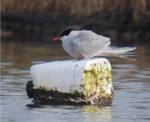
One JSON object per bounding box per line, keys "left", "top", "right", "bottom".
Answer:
{"left": 78, "top": 55, "right": 84, "bottom": 60}
{"left": 73, "top": 55, "right": 84, "bottom": 61}
{"left": 73, "top": 58, "right": 83, "bottom": 61}
{"left": 78, "top": 58, "right": 84, "bottom": 60}
{"left": 73, "top": 57, "right": 84, "bottom": 61}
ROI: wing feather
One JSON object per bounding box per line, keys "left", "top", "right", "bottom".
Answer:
{"left": 72, "top": 30, "right": 111, "bottom": 58}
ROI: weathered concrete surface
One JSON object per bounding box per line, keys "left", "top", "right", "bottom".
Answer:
{"left": 26, "top": 58, "right": 113, "bottom": 106}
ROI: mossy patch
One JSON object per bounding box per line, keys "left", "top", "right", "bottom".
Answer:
{"left": 82, "top": 61, "right": 113, "bottom": 105}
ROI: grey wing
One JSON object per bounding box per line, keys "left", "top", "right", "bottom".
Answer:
{"left": 97, "top": 35, "right": 111, "bottom": 47}
{"left": 72, "top": 36, "right": 111, "bottom": 58}
{"left": 80, "top": 30, "right": 111, "bottom": 47}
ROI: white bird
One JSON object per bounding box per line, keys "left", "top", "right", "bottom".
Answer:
{"left": 52, "top": 30, "right": 136, "bottom": 59}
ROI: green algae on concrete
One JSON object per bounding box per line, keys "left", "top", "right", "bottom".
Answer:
{"left": 82, "top": 60, "right": 113, "bottom": 105}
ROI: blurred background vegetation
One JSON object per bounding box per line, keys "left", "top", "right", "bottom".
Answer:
{"left": 1, "top": 0, "right": 150, "bottom": 44}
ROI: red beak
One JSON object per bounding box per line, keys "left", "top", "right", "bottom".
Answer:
{"left": 51, "top": 36, "right": 61, "bottom": 42}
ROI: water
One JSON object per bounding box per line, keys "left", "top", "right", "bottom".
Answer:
{"left": 1, "top": 41, "right": 150, "bottom": 122}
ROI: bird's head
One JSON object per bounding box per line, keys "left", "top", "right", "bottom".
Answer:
{"left": 50, "top": 29, "right": 73, "bottom": 43}
{"left": 50, "top": 25, "right": 82, "bottom": 43}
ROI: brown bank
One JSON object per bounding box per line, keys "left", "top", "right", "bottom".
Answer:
{"left": 1, "top": 0, "right": 150, "bottom": 44}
